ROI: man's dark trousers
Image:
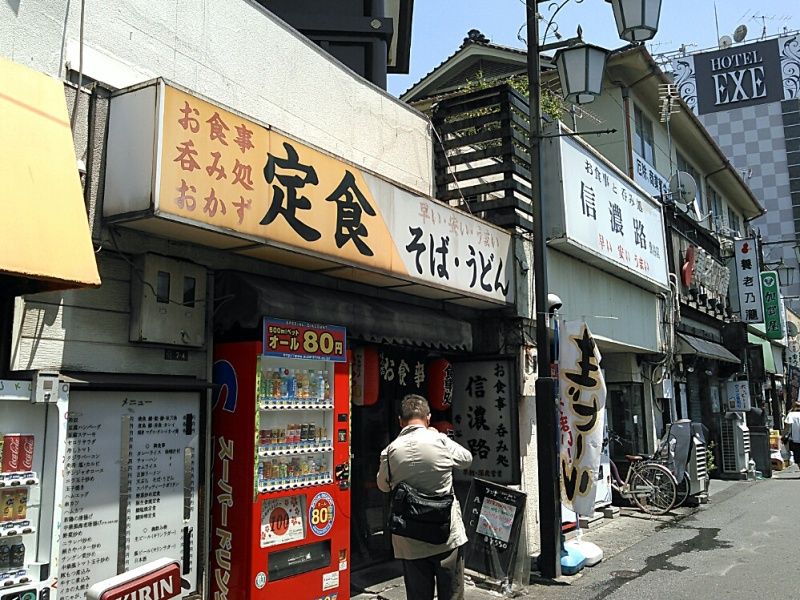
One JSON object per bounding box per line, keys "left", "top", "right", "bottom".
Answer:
{"left": 792, "top": 441, "right": 800, "bottom": 466}
{"left": 401, "top": 545, "right": 464, "bottom": 600}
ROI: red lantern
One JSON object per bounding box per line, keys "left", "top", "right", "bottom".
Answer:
{"left": 427, "top": 358, "right": 454, "bottom": 411}
{"left": 352, "top": 346, "right": 380, "bottom": 406}
{"left": 431, "top": 420, "right": 454, "bottom": 438}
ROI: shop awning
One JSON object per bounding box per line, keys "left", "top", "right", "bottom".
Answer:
{"left": 0, "top": 57, "right": 100, "bottom": 293}
{"left": 215, "top": 271, "right": 473, "bottom": 351}
{"left": 677, "top": 333, "right": 740, "bottom": 364}
{"left": 748, "top": 333, "right": 777, "bottom": 374}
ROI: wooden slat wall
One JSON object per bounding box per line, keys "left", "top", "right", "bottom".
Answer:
{"left": 11, "top": 254, "right": 207, "bottom": 378}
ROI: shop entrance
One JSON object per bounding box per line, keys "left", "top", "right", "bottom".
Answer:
{"left": 350, "top": 344, "right": 442, "bottom": 569}
{"left": 349, "top": 344, "right": 460, "bottom": 570}
{"left": 607, "top": 382, "right": 646, "bottom": 463}
{"left": 350, "top": 385, "right": 394, "bottom": 567}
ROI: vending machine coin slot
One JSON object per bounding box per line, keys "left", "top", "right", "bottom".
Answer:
{"left": 335, "top": 463, "right": 350, "bottom": 489}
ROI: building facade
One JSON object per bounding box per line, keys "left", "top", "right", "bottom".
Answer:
{"left": 671, "top": 34, "right": 800, "bottom": 304}
{"left": 401, "top": 34, "right": 767, "bottom": 540}
{"left": 0, "top": 2, "right": 532, "bottom": 597}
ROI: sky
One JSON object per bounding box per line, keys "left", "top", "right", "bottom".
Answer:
{"left": 387, "top": 0, "right": 799, "bottom": 97}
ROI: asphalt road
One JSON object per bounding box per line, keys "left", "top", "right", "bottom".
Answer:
{"left": 531, "top": 469, "right": 800, "bottom": 600}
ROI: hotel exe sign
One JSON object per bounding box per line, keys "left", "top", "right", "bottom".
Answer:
{"left": 693, "top": 39, "right": 783, "bottom": 115}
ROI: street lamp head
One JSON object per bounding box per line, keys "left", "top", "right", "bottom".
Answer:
{"left": 553, "top": 42, "right": 609, "bottom": 104}
{"left": 606, "top": 0, "right": 663, "bottom": 44}
{"left": 775, "top": 258, "right": 795, "bottom": 287}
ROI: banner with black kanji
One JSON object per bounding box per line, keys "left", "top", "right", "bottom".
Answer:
{"left": 558, "top": 320, "right": 606, "bottom": 516}
{"left": 452, "top": 359, "right": 518, "bottom": 484}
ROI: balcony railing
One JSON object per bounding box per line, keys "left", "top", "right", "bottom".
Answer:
{"left": 430, "top": 84, "right": 534, "bottom": 232}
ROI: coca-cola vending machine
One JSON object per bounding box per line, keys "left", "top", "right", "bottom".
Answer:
{"left": 0, "top": 374, "right": 67, "bottom": 599}
{"left": 211, "top": 318, "right": 351, "bottom": 600}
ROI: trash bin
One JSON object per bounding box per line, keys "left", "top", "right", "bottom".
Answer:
{"left": 748, "top": 426, "right": 772, "bottom": 478}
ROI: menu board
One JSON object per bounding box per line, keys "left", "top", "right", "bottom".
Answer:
{"left": 59, "top": 400, "right": 122, "bottom": 597}
{"left": 59, "top": 391, "right": 201, "bottom": 600}
{"left": 462, "top": 478, "right": 526, "bottom": 581}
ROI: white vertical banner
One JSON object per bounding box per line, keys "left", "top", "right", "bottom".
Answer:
{"left": 558, "top": 321, "right": 606, "bottom": 516}
{"left": 734, "top": 238, "right": 763, "bottom": 323}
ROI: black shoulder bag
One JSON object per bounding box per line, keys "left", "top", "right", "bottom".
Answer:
{"left": 386, "top": 447, "right": 453, "bottom": 545}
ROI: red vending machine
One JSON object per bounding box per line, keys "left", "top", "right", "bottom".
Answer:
{"left": 211, "top": 319, "right": 351, "bottom": 600}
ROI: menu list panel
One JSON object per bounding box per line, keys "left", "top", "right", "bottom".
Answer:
{"left": 59, "top": 391, "right": 200, "bottom": 599}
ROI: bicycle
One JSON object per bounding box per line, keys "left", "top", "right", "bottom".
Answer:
{"left": 650, "top": 422, "right": 695, "bottom": 509}
{"left": 606, "top": 432, "right": 678, "bottom": 515}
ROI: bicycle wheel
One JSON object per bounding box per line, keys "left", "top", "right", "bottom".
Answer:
{"left": 673, "top": 472, "right": 690, "bottom": 508}
{"left": 629, "top": 462, "right": 677, "bottom": 515}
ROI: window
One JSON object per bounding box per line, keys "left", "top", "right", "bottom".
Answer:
{"left": 156, "top": 271, "right": 170, "bottom": 304}
{"left": 676, "top": 153, "right": 703, "bottom": 212}
{"left": 183, "top": 276, "right": 196, "bottom": 308}
{"left": 634, "top": 105, "right": 656, "bottom": 167}
{"left": 708, "top": 187, "right": 722, "bottom": 229}
{"left": 727, "top": 207, "right": 741, "bottom": 235}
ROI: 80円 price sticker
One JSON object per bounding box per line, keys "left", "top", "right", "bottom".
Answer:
{"left": 309, "top": 491, "right": 335, "bottom": 536}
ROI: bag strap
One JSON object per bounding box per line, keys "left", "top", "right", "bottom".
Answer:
{"left": 386, "top": 446, "right": 393, "bottom": 490}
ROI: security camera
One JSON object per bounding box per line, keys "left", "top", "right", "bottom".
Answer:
{"left": 547, "top": 293, "right": 563, "bottom": 313}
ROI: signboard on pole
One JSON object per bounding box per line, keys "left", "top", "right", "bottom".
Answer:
{"left": 734, "top": 239, "right": 763, "bottom": 323}
{"left": 760, "top": 271, "right": 784, "bottom": 340}
{"left": 725, "top": 380, "right": 751, "bottom": 412}
{"left": 558, "top": 321, "right": 606, "bottom": 516}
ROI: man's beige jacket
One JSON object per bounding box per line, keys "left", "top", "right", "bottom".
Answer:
{"left": 377, "top": 424, "right": 473, "bottom": 560}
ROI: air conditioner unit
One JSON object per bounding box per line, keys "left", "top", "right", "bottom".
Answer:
{"left": 721, "top": 412, "right": 750, "bottom": 477}
{"left": 687, "top": 422, "right": 709, "bottom": 496}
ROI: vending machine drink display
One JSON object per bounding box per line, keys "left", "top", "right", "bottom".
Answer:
{"left": 212, "top": 319, "right": 351, "bottom": 600}
{"left": 0, "top": 375, "right": 66, "bottom": 598}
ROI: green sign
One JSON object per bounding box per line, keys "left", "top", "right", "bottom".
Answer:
{"left": 760, "top": 271, "right": 784, "bottom": 340}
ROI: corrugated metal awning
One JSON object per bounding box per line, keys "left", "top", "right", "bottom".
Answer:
{"left": 0, "top": 57, "right": 100, "bottom": 293}
{"left": 677, "top": 333, "right": 740, "bottom": 364}
{"left": 215, "top": 271, "right": 472, "bottom": 351}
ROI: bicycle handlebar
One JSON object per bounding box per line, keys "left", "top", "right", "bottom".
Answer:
{"left": 606, "top": 430, "right": 633, "bottom": 446}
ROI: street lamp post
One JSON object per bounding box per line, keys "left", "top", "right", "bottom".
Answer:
{"left": 525, "top": 0, "right": 661, "bottom": 579}
{"left": 525, "top": 0, "right": 560, "bottom": 579}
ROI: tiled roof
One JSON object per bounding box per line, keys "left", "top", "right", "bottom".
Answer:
{"left": 400, "top": 29, "right": 528, "bottom": 100}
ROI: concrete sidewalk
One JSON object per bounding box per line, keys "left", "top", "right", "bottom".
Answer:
{"left": 350, "top": 477, "right": 753, "bottom": 600}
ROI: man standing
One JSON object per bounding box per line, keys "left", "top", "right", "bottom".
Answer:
{"left": 377, "top": 394, "right": 473, "bottom": 600}
{"left": 783, "top": 400, "right": 800, "bottom": 467}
